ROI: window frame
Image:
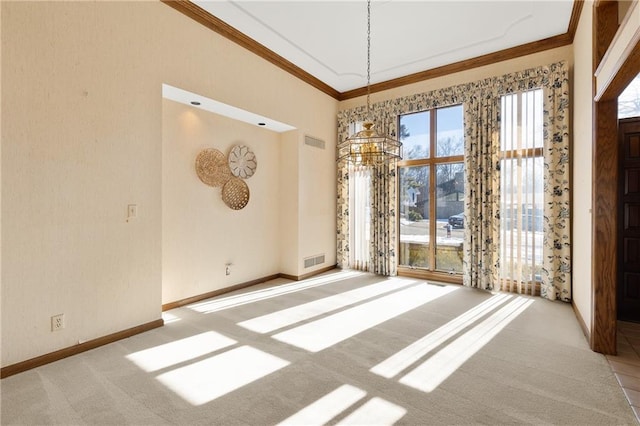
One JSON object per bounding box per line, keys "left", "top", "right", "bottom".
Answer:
{"left": 396, "top": 106, "right": 464, "bottom": 284}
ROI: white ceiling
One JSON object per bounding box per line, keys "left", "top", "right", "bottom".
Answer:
{"left": 194, "top": 0, "right": 575, "bottom": 93}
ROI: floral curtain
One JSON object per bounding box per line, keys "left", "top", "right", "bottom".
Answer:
{"left": 337, "top": 61, "right": 571, "bottom": 300}
{"left": 462, "top": 89, "right": 502, "bottom": 291}
{"left": 490, "top": 62, "right": 572, "bottom": 301}
{"left": 337, "top": 89, "right": 465, "bottom": 275}
{"left": 370, "top": 163, "right": 397, "bottom": 275}
{"left": 540, "top": 64, "right": 571, "bottom": 301}
{"left": 337, "top": 106, "right": 400, "bottom": 275}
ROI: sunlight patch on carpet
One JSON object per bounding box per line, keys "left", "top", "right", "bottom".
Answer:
{"left": 238, "top": 278, "right": 419, "bottom": 334}
{"left": 272, "top": 283, "right": 457, "bottom": 352}
{"left": 156, "top": 346, "right": 289, "bottom": 406}
{"left": 337, "top": 397, "right": 407, "bottom": 425}
{"left": 276, "top": 384, "right": 367, "bottom": 426}
{"left": 126, "top": 331, "right": 237, "bottom": 373}
{"left": 399, "top": 296, "right": 534, "bottom": 392}
{"left": 371, "top": 293, "right": 513, "bottom": 379}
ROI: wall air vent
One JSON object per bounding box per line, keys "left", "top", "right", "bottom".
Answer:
{"left": 304, "top": 135, "right": 325, "bottom": 150}
{"left": 304, "top": 254, "right": 326, "bottom": 268}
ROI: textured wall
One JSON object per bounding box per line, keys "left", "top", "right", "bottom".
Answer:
{"left": 162, "top": 100, "right": 281, "bottom": 304}
{"left": 1, "top": 1, "right": 337, "bottom": 366}
{"left": 572, "top": 1, "right": 594, "bottom": 333}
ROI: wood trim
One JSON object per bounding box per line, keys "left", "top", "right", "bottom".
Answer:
{"left": 162, "top": 265, "right": 338, "bottom": 311}
{"left": 594, "top": 0, "right": 620, "bottom": 68}
{"left": 572, "top": 301, "right": 591, "bottom": 341}
{"left": 591, "top": 0, "right": 640, "bottom": 355}
{"left": 1, "top": 267, "right": 338, "bottom": 379}
{"left": 163, "top": 0, "right": 581, "bottom": 102}
{"left": 501, "top": 147, "right": 545, "bottom": 159}
{"left": 162, "top": 273, "right": 280, "bottom": 311}
{"left": 595, "top": 0, "right": 638, "bottom": 80}
{"left": 568, "top": 1, "right": 586, "bottom": 41}
{"left": 397, "top": 267, "right": 463, "bottom": 285}
{"left": 278, "top": 273, "right": 299, "bottom": 281}
{"left": 160, "top": 0, "right": 340, "bottom": 100}
{"left": 592, "top": 98, "right": 618, "bottom": 355}
{"left": 397, "top": 154, "right": 464, "bottom": 168}
{"left": 594, "top": 0, "right": 640, "bottom": 101}
{"left": 338, "top": 33, "right": 573, "bottom": 101}
{"left": 0, "top": 319, "right": 164, "bottom": 379}
{"left": 596, "top": 38, "right": 640, "bottom": 102}
{"left": 280, "top": 265, "right": 338, "bottom": 282}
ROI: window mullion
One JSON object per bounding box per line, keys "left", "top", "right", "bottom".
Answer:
{"left": 429, "top": 109, "right": 437, "bottom": 271}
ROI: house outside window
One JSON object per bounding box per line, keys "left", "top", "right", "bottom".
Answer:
{"left": 398, "top": 105, "right": 465, "bottom": 281}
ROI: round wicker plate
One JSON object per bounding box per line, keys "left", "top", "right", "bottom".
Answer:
{"left": 222, "top": 177, "right": 250, "bottom": 210}
{"left": 195, "top": 148, "right": 232, "bottom": 187}
{"left": 228, "top": 145, "right": 257, "bottom": 179}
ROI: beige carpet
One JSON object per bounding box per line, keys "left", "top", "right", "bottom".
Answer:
{"left": 1, "top": 270, "right": 637, "bottom": 425}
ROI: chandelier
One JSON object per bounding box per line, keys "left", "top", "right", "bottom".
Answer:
{"left": 337, "top": 0, "right": 402, "bottom": 166}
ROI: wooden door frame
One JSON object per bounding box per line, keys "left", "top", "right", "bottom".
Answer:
{"left": 591, "top": 2, "right": 640, "bottom": 353}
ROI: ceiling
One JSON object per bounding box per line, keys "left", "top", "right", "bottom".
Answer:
{"left": 192, "top": 0, "right": 576, "bottom": 94}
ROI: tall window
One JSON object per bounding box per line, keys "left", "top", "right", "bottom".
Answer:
{"left": 349, "top": 165, "right": 371, "bottom": 271}
{"left": 398, "top": 105, "right": 465, "bottom": 279}
{"left": 500, "top": 89, "right": 544, "bottom": 295}
{"left": 346, "top": 122, "right": 372, "bottom": 272}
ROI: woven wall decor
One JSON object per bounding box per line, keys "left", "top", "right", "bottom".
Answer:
{"left": 228, "top": 145, "right": 257, "bottom": 179}
{"left": 195, "top": 148, "right": 232, "bottom": 187}
{"left": 222, "top": 177, "right": 250, "bottom": 210}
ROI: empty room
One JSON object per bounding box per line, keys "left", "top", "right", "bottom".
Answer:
{"left": 2, "top": 0, "right": 640, "bottom": 424}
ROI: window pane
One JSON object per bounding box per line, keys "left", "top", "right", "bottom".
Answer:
{"left": 399, "top": 166, "right": 430, "bottom": 268}
{"left": 500, "top": 157, "right": 544, "bottom": 285}
{"left": 619, "top": 73, "right": 640, "bottom": 119}
{"left": 399, "top": 111, "right": 430, "bottom": 159}
{"left": 348, "top": 165, "right": 371, "bottom": 271}
{"left": 500, "top": 89, "right": 544, "bottom": 294}
{"left": 501, "top": 90, "right": 542, "bottom": 151}
{"left": 435, "top": 163, "right": 464, "bottom": 273}
{"left": 436, "top": 105, "right": 464, "bottom": 157}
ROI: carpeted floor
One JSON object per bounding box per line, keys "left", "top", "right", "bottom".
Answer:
{"left": 1, "top": 270, "right": 637, "bottom": 425}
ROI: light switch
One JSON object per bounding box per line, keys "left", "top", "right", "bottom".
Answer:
{"left": 127, "top": 204, "right": 138, "bottom": 220}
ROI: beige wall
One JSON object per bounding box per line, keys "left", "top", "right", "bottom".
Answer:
{"left": 298, "top": 131, "right": 337, "bottom": 273}
{"left": 279, "top": 131, "right": 301, "bottom": 276}
{"left": 2, "top": 1, "right": 337, "bottom": 366}
{"left": 162, "top": 100, "right": 280, "bottom": 304}
{"left": 572, "top": 1, "right": 595, "bottom": 333}
{"left": 1, "top": 0, "right": 611, "bottom": 368}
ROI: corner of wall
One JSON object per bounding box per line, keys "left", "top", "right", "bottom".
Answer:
{"left": 279, "top": 130, "right": 301, "bottom": 276}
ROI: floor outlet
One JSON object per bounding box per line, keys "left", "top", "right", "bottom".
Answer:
{"left": 51, "top": 314, "right": 65, "bottom": 331}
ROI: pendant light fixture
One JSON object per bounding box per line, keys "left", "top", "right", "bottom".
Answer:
{"left": 337, "top": 0, "right": 402, "bottom": 166}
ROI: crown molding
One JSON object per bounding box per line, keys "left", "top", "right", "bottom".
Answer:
{"left": 161, "top": 0, "right": 341, "bottom": 99}
{"left": 162, "top": 0, "right": 582, "bottom": 102}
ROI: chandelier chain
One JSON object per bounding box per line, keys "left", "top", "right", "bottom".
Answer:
{"left": 335, "top": 0, "right": 401, "bottom": 165}
{"left": 366, "top": 0, "right": 371, "bottom": 117}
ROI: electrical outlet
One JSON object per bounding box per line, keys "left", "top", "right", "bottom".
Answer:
{"left": 51, "top": 314, "right": 65, "bottom": 331}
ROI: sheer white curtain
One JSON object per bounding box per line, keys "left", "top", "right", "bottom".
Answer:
{"left": 349, "top": 165, "right": 371, "bottom": 271}
{"left": 499, "top": 89, "right": 544, "bottom": 296}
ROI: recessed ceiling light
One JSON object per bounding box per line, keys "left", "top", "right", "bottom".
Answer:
{"left": 258, "top": 122, "right": 266, "bottom": 126}
{"left": 191, "top": 101, "right": 201, "bottom": 106}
